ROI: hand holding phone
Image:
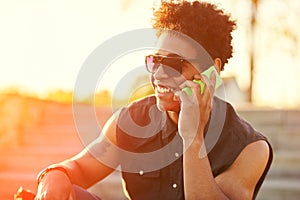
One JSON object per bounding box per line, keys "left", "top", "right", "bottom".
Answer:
{"left": 182, "top": 66, "right": 222, "bottom": 96}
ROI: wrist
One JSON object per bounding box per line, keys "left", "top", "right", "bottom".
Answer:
{"left": 37, "top": 166, "right": 69, "bottom": 185}
{"left": 183, "top": 132, "right": 207, "bottom": 158}
{"left": 182, "top": 126, "right": 205, "bottom": 144}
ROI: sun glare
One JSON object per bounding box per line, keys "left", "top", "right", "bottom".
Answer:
{"left": 0, "top": 0, "right": 299, "bottom": 108}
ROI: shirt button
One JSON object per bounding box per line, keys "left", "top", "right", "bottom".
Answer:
{"left": 139, "top": 170, "right": 144, "bottom": 176}
{"left": 172, "top": 183, "right": 177, "bottom": 188}
{"left": 174, "top": 152, "right": 179, "bottom": 157}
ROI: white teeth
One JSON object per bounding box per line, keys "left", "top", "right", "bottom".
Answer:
{"left": 157, "top": 86, "right": 173, "bottom": 93}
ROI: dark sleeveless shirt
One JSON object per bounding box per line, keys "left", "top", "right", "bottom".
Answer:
{"left": 116, "top": 96, "right": 273, "bottom": 200}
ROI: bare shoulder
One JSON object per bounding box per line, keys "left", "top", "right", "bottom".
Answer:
{"left": 241, "top": 140, "right": 270, "bottom": 164}
{"left": 235, "top": 140, "right": 270, "bottom": 181}
{"left": 215, "top": 140, "right": 270, "bottom": 199}
{"left": 246, "top": 140, "right": 270, "bottom": 154}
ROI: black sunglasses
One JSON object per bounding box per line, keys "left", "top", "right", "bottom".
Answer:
{"left": 145, "top": 54, "right": 202, "bottom": 77}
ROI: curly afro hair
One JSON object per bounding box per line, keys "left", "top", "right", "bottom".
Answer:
{"left": 152, "top": 0, "right": 236, "bottom": 70}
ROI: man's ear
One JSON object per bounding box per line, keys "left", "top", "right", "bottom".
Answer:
{"left": 214, "top": 58, "right": 222, "bottom": 73}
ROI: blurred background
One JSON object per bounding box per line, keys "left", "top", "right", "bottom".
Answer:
{"left": 0, "top": 0, "right": 299, "bottom": 199}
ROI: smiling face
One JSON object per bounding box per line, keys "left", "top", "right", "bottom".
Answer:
{"left": 151, "top": 32, "right": 201, "bottom": 112}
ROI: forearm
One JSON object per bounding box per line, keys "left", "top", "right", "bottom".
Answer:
{"left": 39, "top": 148, "right": 110, "bottom": 189}
{"left": 40, "top": 158, "right": 90, "bottom": 188}
{"left": 35, "top": 158, "right": 86, "bottom": 199}
{"left": 183, "top": 134, "right": 229, "bottom": 200}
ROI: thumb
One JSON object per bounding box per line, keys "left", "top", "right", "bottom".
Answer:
{"left": 174, "top": 89, "right": 191, "bottom": 105}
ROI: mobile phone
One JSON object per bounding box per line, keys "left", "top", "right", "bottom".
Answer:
{"left": 182, "top": 66, "right": 222, "bottom": 96}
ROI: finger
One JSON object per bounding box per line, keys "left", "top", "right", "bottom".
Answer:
{"left": 202, "top": 74, "right": 214, "bottom": 95}
{"left": 178, "top": 80, "right": 193, "bottom": 90}
{"left": 193, "top": 74, "right": 206, "bottom": 94}
{"left": 180, "top": 80, "right": 204, "bottom": 97}
{"left": 193, "top": 73, "right": 202, "bottom": 80}
{"left": 174, "top": 88, "right": 190, "bottom": 103}
{"left": 69, "top": 187, "right": 76, "bottom": 200}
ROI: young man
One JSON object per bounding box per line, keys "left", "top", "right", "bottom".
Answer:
{"left": 34, "top": 1, "right": 272, "bottom": 199}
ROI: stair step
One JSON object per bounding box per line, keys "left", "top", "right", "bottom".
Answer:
{"left": 238, "top": 109, "right": 300, "bottom": 126}
{"left": 257, "top": 178, "right": 300, "bottom": 200}
{"left": 1, "top": 96, "right": 300, "bottom": 200}
{"left": 267, "top": 151, "right": 300, "bottom": 178}
{"left": 0, "top": 146, "right": 82, "bottom": 173}
{"left": 0, "top": 172, "right": 37, "bottom": 200}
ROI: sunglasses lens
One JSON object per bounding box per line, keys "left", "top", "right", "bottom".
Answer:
{"left": 145, "top": 55, "right": 184, "bottom": 77}
{"left": 162, "top": 58, "right": 182, "bottom": 75}
{"left": 145, "top": 55, "right": 156, "bottom": 73}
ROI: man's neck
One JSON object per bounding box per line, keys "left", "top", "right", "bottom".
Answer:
{"left": 167, "top": 111, "right": 179, "bottom": 125}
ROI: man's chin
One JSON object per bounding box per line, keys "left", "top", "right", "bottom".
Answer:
{"left": 156, "top": 98, "right": 180, "bottom": 112}
{"left": 157, "top": 104, "right": 167, "bottom": 112}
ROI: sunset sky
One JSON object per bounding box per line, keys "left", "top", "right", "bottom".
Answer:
{"left": 0, "top": 0, "right": 299, "bottom": 108}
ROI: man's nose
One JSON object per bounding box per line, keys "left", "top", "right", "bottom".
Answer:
{"left": 153, "top": 65, "right": 169, "bottom": 80}
{"left": 153, "top": 65, "right": 181, "bottom": 79}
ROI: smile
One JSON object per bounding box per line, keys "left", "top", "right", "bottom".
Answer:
{"left": 156, "top": 85, "right": 174, "bottom": 94}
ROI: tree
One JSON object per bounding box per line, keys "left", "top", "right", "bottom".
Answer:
{"left": 248, "top": 0, "right": 259, "bottom": 102}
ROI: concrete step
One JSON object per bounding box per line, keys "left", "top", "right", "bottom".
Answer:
{"left": 1, "top": 98, "right": 300, "bottom": 200}
{"left": 22, "top": 125, "right": 82, "bottom": 147}
{"left": 238, "top": 109, "right": 300, "bottom": 151}
{"left": 20, "top": 105, "right": 112, "bottom": 147}
{"left": 268, "top": 151, "right": 300, "bottom": 178}
{"left": 257, "top": 177, "right": 300, "bottom": 200}
{"left": 0, "top": 145, "right": 83, "bottom": 200}
{"left": 0, "top": 172, "right": 37, "bottom": 200}
{"left": 261, "top": 128, "right": 300, "bottom": 152}
{"left": 0, "top": 146, "right": 82, "bottom": 173}
{"left": 238, "top": 109, "right": 300, "bottom": 127}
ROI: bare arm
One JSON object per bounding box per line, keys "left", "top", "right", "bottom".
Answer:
{"left": 215, "top": 140, "right": 270, "bottom": 199}
{"left": 60, "top": 115, "right": 119, "bottom": 188}
{"left": 35, "top": 115, "right": 119, "bottom": 199}
{"left": 183, "top": 136, "right": 270, "bottom": 200}
{"left": 176, "top": 73, "right": 270, "bottom": 199}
